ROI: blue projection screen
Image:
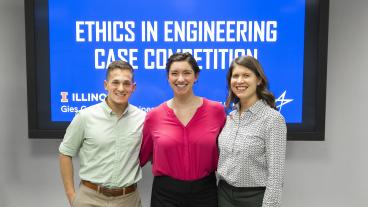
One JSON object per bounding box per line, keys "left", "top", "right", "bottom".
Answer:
{"left": 26, "top": 0, "right": 329, "bottom": 139}
{"left": 49, "top": 0, "right": 304, "bottom": 122}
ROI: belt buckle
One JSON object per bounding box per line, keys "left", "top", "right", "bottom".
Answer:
{"left": 98, "top": 185, "right": 104, "bottom": 194}
{"left": 100, "top": 186, "right": 122, "bottom": 197}
{"left": 97, "top": 184, "right": 135, "bottom": 197}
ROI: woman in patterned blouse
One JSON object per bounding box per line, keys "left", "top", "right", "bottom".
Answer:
{"left": 217, "top": 56, "right": 287, "bottom": 207}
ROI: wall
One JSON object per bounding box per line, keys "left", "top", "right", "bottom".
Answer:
{"left": 0, "top": 0, "right": 367, "bottom": 206}
{"left": 283, "top": 0, "right": 368, "bottom": 206}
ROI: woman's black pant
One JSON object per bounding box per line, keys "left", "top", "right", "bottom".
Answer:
{"left": 151, "top": 173, "right": 217, "bottom": 207}
{"left": 218, "top": 180, "right": 265, "bottom": 207}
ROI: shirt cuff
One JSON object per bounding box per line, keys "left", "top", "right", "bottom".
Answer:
{"left": 59, "top": 143, "right": 77, "bottom": 157}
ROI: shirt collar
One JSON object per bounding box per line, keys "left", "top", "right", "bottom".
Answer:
{"left": 234, "top": 99, "right": 265, "bottom": 115}
{"left": 247, "top": 99, "right": 266, "bottom": 114}
{"left": 101, "top": 99, "right": 130, "bottom": 117}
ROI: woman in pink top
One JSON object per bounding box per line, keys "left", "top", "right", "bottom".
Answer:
{"left": 140, "top": 52, "right": 226, "bottom": 207}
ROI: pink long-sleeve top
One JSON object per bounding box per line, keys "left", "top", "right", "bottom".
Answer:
{"left": 139, "top": 98, "right": 226, "bottom": 181}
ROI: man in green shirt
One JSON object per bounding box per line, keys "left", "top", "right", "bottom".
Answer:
{"left": 59, "top": 60, "right": 146, "bottom": 207}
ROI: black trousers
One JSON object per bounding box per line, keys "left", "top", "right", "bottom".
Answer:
{"left": 151, "top": 173, "right": 217, "bottom": 207}
{"left": 218, "top": 180, "right": 265, "bottom": 207}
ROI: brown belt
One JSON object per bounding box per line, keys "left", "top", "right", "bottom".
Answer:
{"left": 81, "top": 180, "right": 136, "bottom": 197}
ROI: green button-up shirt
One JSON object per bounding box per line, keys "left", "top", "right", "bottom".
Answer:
{"left": 59, "top": 101, "right": 146, "bottom": 188}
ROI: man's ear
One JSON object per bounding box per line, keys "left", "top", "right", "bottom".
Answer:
{"left": 104, "top": 80, "right": 108, "bottom": 90}
{"left": 131, "top": 82, "right": 137, "bottom": 92}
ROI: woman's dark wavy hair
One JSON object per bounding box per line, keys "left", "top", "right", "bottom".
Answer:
{"left": 225, "top": 56, "right": 276, "bottom": 110}
{"left": 165, "top": 52, "right": 200, "bottom": 75}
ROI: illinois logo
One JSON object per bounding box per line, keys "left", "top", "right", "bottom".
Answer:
{"left": 60, "top": 92, "right": 68, "bottom": 103}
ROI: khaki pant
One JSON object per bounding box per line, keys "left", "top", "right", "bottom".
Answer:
{"left": 72, "top": 184, "right": 142, "bottom": 207}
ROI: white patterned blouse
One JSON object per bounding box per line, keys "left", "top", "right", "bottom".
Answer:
{"left": 217, "top": 100, "right": 287, "bottom": 207}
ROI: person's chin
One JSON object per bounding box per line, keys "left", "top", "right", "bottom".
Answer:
{"left": 113, "top": 98, "right": 128, "bottom": 105}
{"left": 236, "top": 94, "right": 249, "bottom": 101}
{"left": 174, "top": 90, "right": 190, "bottom": 96}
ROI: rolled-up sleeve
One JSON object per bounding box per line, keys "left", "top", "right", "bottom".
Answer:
{"left": 59, "top": 112, "right": 85, "bottom": 157}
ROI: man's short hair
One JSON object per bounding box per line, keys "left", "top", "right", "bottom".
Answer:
{"left": 106, "top": 60, "right": 134, "bottom": 81}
